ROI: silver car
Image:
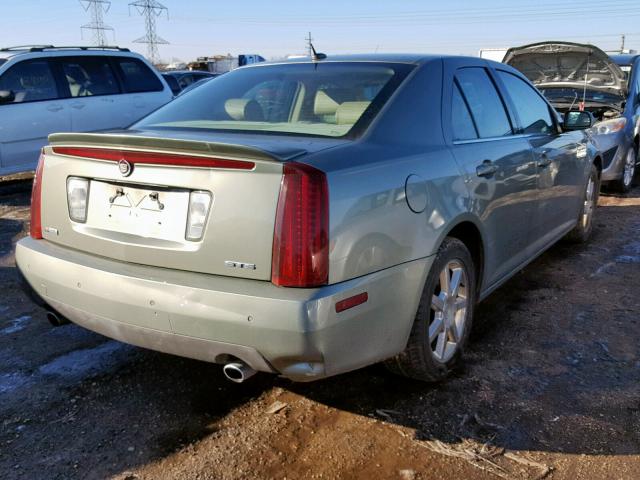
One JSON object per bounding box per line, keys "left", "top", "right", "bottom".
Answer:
{"left": 0, "top": 46, "right": 173, "bottom": 176}
{"left": 504, "top": 42, "right": 640, "bottom": 193}
{"left": 17, "top": 54, "right": 600, "bottom": 383}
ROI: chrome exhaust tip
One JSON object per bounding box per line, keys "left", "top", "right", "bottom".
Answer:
{"left": 223, "top": 362, "right": 257, "bottom": 383}
{"left": 46, "top": 310, "right": 69, "bottom": 327}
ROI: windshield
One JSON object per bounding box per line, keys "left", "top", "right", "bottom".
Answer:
{"left": 539, "top": 87, "right": 624, "bottom": 105}
{"left": 0, "top": 59, "right": 6, "bottom": 67}
{"left": 134, "top": 62, "right": 414, "bottom": 138}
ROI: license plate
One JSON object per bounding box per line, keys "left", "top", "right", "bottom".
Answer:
{"left": 86, "top": 181, "right": 191, "bottom": 242}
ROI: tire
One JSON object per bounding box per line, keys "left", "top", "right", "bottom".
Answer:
{"left": 610, "top": 146, "right": 637, "bottom": 193}
{"left": 385, "top": 237, "right": 477, "bottom": 382}
{"left": 566, "top": 163, "right": 599, "bottom": 243}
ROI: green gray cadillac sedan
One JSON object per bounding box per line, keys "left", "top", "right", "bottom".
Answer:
{"left": 17, "top": 54, "right": 601, "bottom": 382}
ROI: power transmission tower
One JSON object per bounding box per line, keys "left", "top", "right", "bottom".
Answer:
{"left": 306, "top": 32, "right": 313, "bottom": 57}
{"left": 80, "top": 0, "right": 114, "bottom": 46}
{"left": 129, "top": 0, "right": 169, "bottom": 64}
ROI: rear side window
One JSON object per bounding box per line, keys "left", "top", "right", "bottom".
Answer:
{"left": 60, "top": 57, "right": 119, "bottom": 97}
{"left": 0, "top": 60, "right": 59, "bottom": 103}
{"left": 497, "top": 71, "right": 554, "bottom": 134}
{"left": 456, "top": 68, "right": 512, "bottom": 138}
{"left": 116, "top": 58, "right": 163, "bottom": 93}
{"left": 451, "top": 82, "right": 477, "bottom": 140}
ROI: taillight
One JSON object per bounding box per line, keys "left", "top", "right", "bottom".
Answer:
{"left": 272, "top": 162, "right": 329, "bottom": 287}
{"left": 30, "top": 153, "right": 45, "bottom": 239}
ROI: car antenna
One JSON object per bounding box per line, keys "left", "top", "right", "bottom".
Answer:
{"left": 580, "top": 50, "right": 591, "bottom": 111}
{"left": 309, "top": 43, "right": 327, "bottom": 62}
{"left": 569, "top": 91, "right": 579, "bottom": 111}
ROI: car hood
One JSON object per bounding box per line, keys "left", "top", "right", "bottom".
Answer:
{"left": 503, "top": 41, "right": 627, "bottom": 96}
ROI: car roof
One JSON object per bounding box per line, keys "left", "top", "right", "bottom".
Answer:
{"left": 258, "top": 53, "right": 448, "bottom": 66}
{"left": 609, "top": 53, "right": 640, "bottom": 66}
{"left": 163, "top": 70, "right": 217, "bottom": 76}
{"left": 0, "top": 46, "right": 136, "bottom": 62}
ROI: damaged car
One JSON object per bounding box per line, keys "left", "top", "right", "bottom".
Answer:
{"left": 504, "top": 42, "right": 640, "bottom": 192}
{"left": 17, "top": 54, "right": 601, "bottom": 383}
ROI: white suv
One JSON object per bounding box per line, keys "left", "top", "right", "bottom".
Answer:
{"left": 0, "top": 46, "right": 173, "bottom": 176}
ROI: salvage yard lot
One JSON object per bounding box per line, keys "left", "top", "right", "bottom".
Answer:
{"left": 1, "top": 181, "right": 640, "bottom": 480}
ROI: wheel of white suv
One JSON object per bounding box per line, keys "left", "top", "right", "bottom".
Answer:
{"left": 611, "top": 146, "right": 637, "bottom": 193}
{"left": 385, "top": 237, "right": 476, "bottom": 382}
{"left": 567, "top": 163, "right": 599, "bottom": 243}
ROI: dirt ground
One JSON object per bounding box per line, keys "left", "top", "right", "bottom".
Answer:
{"left": 1, "top": 180, "right": 640, "bottom": 480}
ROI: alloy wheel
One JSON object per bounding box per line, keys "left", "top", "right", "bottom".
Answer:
{"left": 623, "top": 148, "right": 636, "bottom": 188}
{"left": 429, "top": 260, "right": 469, "bottom": 363}
{"left": 581, "top": 175, "right": 595, "bottom": 229}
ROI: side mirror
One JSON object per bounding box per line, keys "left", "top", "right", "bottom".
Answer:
{"left": 0, "top": 90, "right": 15, "bottom": 104}
{"left": 563, "top": 110, "right": 595, "bottom": 130}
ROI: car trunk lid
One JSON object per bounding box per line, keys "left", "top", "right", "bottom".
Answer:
{"left": 38, "top": 131, "right": 340, "bottom": 281}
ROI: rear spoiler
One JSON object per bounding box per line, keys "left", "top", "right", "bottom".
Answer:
{"left": 48, "top": 132, "right": 307, "bottom": 163}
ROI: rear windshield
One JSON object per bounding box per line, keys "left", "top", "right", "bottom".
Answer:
{"left": 133, "top": 62, "right": 414, "bottom": 138}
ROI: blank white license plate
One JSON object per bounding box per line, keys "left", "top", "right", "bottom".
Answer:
{"left": 86, "top": 181, "right": 190, "bottom": 242}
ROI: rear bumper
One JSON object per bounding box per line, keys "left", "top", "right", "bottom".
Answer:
{"left": 16, "top": 237, "right": 431, "bottom": 381}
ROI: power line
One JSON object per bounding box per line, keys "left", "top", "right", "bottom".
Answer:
{"left": 165, "top": 0, "right": 640, "bottom": 25}
{"left": 80, "top": 0, "right": 114, "bottom": 46}
{"left": 129, "top": 0, "right": 169, "bottom": 64}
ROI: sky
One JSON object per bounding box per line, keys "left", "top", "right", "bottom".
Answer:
{"left": 2, "top": 0, "right": 640, "bottom": 63}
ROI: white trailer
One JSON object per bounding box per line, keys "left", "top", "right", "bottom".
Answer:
{"left": 478, "top": 48, "right": 508, "bottom": 62}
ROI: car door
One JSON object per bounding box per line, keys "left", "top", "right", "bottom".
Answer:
{"left": 0, "top": 59, "right": 71, "bottom": 174}
{"left": 445, "top": 63, "right": 539, "bottom": 288}
{"left": 494, "top": 68, "right": 585, "bottom": 249}
{"left": 57, "top": 56, "right": 125, "bottom": 132}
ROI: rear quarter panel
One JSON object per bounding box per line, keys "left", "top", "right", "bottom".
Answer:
{"left": 303, "top": 60, "right": 473, "bottom": 284}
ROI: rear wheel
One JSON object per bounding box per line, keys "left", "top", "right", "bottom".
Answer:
{"left": 611, "top": 146, "right": 636, "bottom": 193}
{"left": 385, "top": 238, "right": 476, "bottom": 382}
{"left": 566, "top": 163, "right": 599, "bottom": 243}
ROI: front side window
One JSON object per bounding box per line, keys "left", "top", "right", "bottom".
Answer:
{"left": 134, "top": 62, "right": 414, "bottom": 138}
{"left": 116, "top": 58, "right": 163, "bottom": 93}
{"left": 497, "top": 71, "right": 554, "bottom": 134}
{"left": 60, "top": 57, "right": 119, "bottom": 97}
{"left": 0, "top": 60, "right": 58, "bottom": 103}
{"left": 455, "top": 68, "right": 512, "bottom": 138}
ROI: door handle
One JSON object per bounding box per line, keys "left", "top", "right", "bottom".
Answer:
{"left": 476, "top": 160, "right": 498, "bottom": 178}
{"left": 71, "top": 103, "right": 85, "bottom": 110}
{"left": 46, "top": 104, "right": 63, "bottom": 112}
{"left": 537, "top": 155, "right": 553, "bottom": 168}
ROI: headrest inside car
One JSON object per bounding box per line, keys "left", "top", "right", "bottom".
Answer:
{"left": 314, "top": 90, "right": 340, "bottom": 116}
{"left": 335, "top": 101, "right": 371, "bottom": 125}
{"left": 225, "top": 99, "right": 264, "bottom": 121}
